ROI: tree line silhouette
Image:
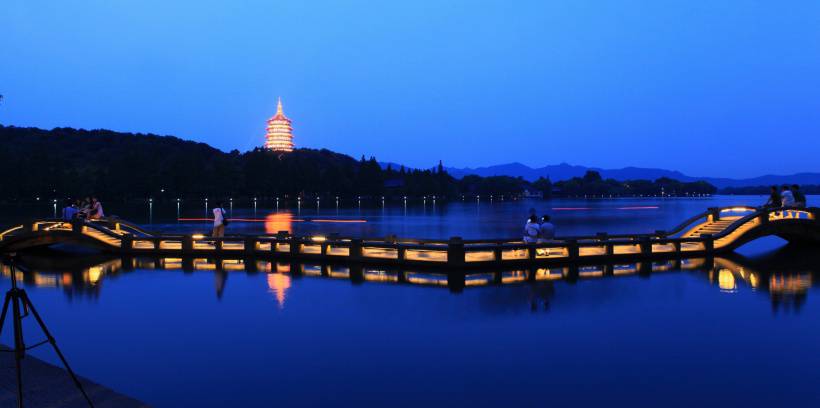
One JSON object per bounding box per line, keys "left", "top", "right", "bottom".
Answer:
{"left": 0, "top": 125, "right": 715, "bottom": 202}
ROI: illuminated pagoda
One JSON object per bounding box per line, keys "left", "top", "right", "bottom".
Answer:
{"left": 264, "top": 97, "right": 295, "bottom": 152}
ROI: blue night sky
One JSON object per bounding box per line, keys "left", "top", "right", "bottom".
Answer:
{"left": 2, "top": 0, "right": 819, "bottom": 178}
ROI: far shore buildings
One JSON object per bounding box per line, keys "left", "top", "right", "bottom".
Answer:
{"left": 264, "top": 97, "right": 295, "bottom": 152}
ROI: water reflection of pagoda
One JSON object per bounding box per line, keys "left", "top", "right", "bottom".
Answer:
{"left": 264, "top": 97, "right": 294, "bottom": 152}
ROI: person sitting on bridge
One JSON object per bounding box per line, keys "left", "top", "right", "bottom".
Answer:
{"left": 523, "top": 215, "right": 540, "bottom": 243}
{"left": 763, "top": 186, "right": 781, "bottom": 208}
{"left": 213, "top": 202, "right": 227, "bottom": 237}
{"left": 792, "top": 185, "right": 806, "bottom": 208}
{"left": 88, "top": 197, "right": 105, "bottom": 220}
{"left": 61, "top": 199, "right": 80, "bottom": 221}
{"left": 538, "top": 215, "right": 555, "bottom": 243}
{"left": 781, "top": 185, "right": 795, "bottom": 207}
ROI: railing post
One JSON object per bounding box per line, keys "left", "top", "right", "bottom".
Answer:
{"left": 493, "top": 243, "right": 502, "bottom": 264}
{"left": 702, "top": 234, "right": 714, "bottom": 253}
{"left": 639, "top": 236, "right": 651, "bottom": 256}
{"left": 397, "top": 244, "right": 406, "bottom": 262}
{"left": 244, "top": 236, "right": 256, "bottom": 255}
{"left": 598, "top": 233, "right": 613, "bottom": 256}
{"left": 708, "top": 207, "right": 720, "bottom": 222}
{"left": 121, "top": 234, "right": 133, "bottom": 252}
{"left": 527, "top": 243, "right": 536, "bottom": 261}
{"left": 758, "top": 210, "right": 770, "bottom": 226}
{"left": 290, "top": 237, "right": 301, "bottom": 257}
{"left": 182, "top": 235, "right": 193, "bottom": 254}
{"left": 566, "top": 239, "right": 579, "bottom": 260}
{"left": 71, "top": 219, "right": 83, "bottom": 235}
{"left": 349, "top": 239, "right": 362, "bottom": 261}
{"left": 447, "top": 237, "right": 465, "bottom": 267}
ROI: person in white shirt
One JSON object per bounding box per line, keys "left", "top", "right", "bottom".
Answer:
{"left": 781, "top": 185, "right": 795, "bottom": 207}
{"left": 212, "top": 203, "right": 227, "bottom": 237}
{"left": 523, "top": 215, "right": 540, "bottom": 243}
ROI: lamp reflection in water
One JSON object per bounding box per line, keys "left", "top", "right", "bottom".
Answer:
{"left": 265, "top": 212, "right": 294, "bottom": 234}
{"left": 267, "top": 273, "right": 292, "bottom": 309}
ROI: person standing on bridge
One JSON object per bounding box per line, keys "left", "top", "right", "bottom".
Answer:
{"left": 781, "top": 185, "right": 795, "bottom": 207}
{"left": 213, "top": 202, "right": 227, "bottom": 237}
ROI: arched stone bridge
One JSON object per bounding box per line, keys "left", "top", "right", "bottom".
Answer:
{"left": 1, "top": 206, "right": 818, "bottom": 268}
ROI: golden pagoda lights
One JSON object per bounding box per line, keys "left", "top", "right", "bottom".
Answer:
{"left": 264, "top": 97, "right": 295, "bottom": 152}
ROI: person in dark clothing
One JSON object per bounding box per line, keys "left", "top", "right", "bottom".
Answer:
{"left": 764, "top": 186, "right": 781, "bottom": 208}
{"left": 792, "top": 185, "right": 806, "bottom": 208}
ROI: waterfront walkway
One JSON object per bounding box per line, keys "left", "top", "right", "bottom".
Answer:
{"left": 1, "top": 206, "right": 818, "bottom": 269}
{"left": 0, "top": 345, "right": 148, "bottom": 407}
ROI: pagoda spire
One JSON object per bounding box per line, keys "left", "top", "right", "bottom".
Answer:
{"left": 264, "top": 97, "right": 294, "bottom": 152}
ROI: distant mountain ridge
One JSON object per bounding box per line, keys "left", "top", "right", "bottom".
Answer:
{"left": 439, "top": 162, "right": 820, "bottom": 189}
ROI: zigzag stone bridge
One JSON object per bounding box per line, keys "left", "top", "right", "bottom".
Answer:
{"left": 1, "top": 206, "right": 818, "bottom": 269}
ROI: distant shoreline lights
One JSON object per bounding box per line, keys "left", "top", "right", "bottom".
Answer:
{"left": 264, "top": 97, "right": 294, "bottom": 152}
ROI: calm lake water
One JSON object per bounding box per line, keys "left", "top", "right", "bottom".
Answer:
{"left": 2, "top": 197, "right": 820, "bottom": 407}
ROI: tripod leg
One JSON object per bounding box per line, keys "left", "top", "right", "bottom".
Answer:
{"left": 20, "top": 292, "right": 95, "bottom": 408}
{"left": 0, "top": 292, "right": 10, "bottom": 338}
{"left": 11, "top": 291, "right": 25, "bottom": 408}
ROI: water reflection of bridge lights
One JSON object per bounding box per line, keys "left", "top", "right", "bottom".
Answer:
{"left": 5, "top": 254, "right": 818, "bottom": 310}
{"left": 718, "top": 269, "right": 737, "bottom": 292}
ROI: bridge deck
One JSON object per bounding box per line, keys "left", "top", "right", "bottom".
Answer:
{"left": 1, "top": 206, "right": 817, "bottom": 269}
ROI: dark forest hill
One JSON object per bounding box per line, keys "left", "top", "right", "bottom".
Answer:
{"left": 0, "top": 125, "right": 715, "bottom": 201}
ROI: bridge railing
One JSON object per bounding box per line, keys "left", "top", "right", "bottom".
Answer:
{"left": 3, "top": 206, "right": 818, "bottom": 263}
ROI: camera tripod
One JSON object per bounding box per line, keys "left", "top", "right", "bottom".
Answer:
{"left": 1, "top": 254, "right": 94, "bottom": 408}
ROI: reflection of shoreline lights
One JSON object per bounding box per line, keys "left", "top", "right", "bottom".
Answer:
{"left": 267, "top": 273, "right": 291, "bottom": 308}
{"left": 265, "top": 212, "right": 294, "bottom": 234}
{"left": 264, "top": 97, "right": 294, "bottom": 152}
{"left": 552, "top": 206, "right": 660, "bottom": 211}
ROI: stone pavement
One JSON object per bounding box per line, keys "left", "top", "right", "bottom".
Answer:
{"left": 0, "top": 345, "right": 149, "bottom": 407}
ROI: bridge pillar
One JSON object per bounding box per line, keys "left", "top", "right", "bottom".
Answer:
{"left": 447, "top": 273, "right": 465, "bottom": 293}
{"left": 447, "top": 237, "right": 465, "bottom": 268}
